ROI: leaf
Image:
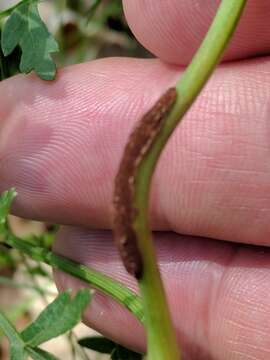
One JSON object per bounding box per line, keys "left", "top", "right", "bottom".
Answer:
{"left": 0, "top": 311, "right": 26, "bottom": 360}
{"left": 0, "top": 188, "right": 17, "bottom": 228}
{"left": 21, "top": 289, "right": 91, "bottom": 347}
{"left": 78, "top": 336, "right": 115, "bottom": 354}
{"left": 1, "top": 1, "right": 59, "bottom": 80}
{"left": 78, "top": 336, "right": 143, "bottom": 359}
{"left": 0, "top": 28, "right": 21, "bottom": 81}
{"left": 26, "top": 347, "right": 60, "bottom": 360}
{"left": 111, "top": 346, "right": 142, "bottom": 360}
{"left": 1, "top": 290, "right": 88, "bottom": 359}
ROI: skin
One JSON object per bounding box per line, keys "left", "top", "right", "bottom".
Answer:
{"left": 0, "top": 1, "right": 270, "bottom": 359}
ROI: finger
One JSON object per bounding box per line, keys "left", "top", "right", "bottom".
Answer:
{"left": 123, "top": 0, "right": 270, "bottom": 65}
{"left": 54, "top": 228, "right": 270, "bottom": 360}
{"left": 1, "top": 57, "right": 270, "bottom": 245}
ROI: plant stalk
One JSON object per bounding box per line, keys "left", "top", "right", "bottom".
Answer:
{"left": 0, "top": 311, "right": 24, "bottom": 346}
{"left": 2, "top": 231, "right": 144, "bottom": 323}
{"left": 134, "top": 1, "right": 247, "bottom": 359}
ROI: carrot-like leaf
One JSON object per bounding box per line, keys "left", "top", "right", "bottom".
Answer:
{"left": 1, "top": 1, "right": 59, "bottom": 80}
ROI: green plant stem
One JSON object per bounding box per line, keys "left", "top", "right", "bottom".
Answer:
{"left": 0, "top": 311, "right": 24, "bottom": 346}
{"left": 134, "top": 1, "right": 247, "bottom": 359}
{"left": 2, "top": 231, "right": 144, "bottom": 323}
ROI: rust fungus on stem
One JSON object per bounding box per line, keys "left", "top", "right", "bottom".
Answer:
{"left": 113, "top": 87, "right": 177, "bottom": 279}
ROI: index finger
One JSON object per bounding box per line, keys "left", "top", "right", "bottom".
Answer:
{"left": 123, "top": 0, "right": 270, "bottom": 65}
{"left": 1, "top": 57, "right": 270, "bottom": 246}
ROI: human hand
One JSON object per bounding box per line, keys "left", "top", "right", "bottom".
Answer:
{"left": 1, "top": 1, "right": 270, "bottom": 359}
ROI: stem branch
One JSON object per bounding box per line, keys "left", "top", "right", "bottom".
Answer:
{"left": 2, "top": 231, "right": 144, "bottom": 323}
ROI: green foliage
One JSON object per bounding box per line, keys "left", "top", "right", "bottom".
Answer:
{"left": 0, "top": 189, "right": 142, "bottom": 360}
{"left": 79, "top": 336, "right": 143, "bottom": 359}
{"left": 0, "top": 189, "right": 16, "bottom": 268}
{"left": 25, "top": 265, "right": 49, "bottom": 277}
{"left": 0, "top": 290, "right": 91, "bottom": 360}
{"left": 0, "top": 0, "right": 138, "bottom": 80}
{"left": 0, "top": 245, "right": 14, "bottom": 269}
{"left": 1, "top": 0, "right": 59, "bottom": 80}
{"left": 0, "top": 29, "right": 21, "bottom": 80}
{"left": 0, "top": 188, "right": 16, "bottom": 231}
{"left": 21, "top": 289, "right": 91, "bottom": 347}
{"left": 0, "top": 311, "right": 26, "bottom": 359}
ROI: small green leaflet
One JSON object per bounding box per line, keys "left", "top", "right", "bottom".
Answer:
{"left": 1, "top": 1, "right": 59, "bottom": 80}
{"left": 0, "top": 290, "right": 91, "bottom": 359}
{"left": 78, "top": 336, "right": 143, "bottom": 359}
{"left": 21, "top": 289, "right": 91, "bottom": 347}
{"left": 0, "top": 188, "right": 16, "bottom": 230}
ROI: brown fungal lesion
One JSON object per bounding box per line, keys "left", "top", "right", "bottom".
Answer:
{"left": 113, "top": 87, "right": 177, "bottom": 279}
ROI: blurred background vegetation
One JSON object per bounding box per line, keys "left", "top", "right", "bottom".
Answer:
{"left": 0, "top": 0, "right": 151, "bottom": 78}
{"left": 0, "top": 1, "right": 150, "bottom": 359}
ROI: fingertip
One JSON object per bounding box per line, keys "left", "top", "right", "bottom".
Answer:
{"left": 123, "top": 0, "right": 270, "bottom": 65}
